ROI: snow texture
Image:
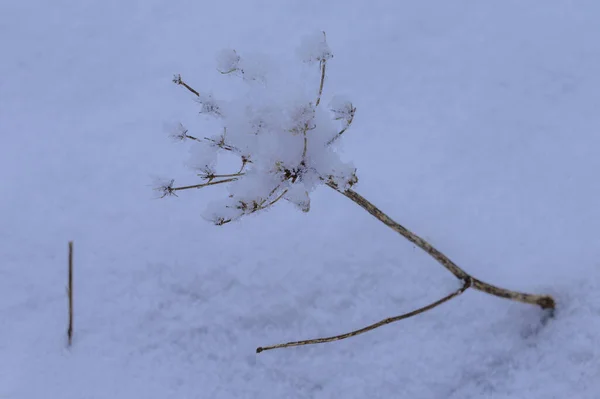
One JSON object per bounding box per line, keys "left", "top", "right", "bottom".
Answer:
{"left": 2, "top": 1, "right": 600, "bottom": 398}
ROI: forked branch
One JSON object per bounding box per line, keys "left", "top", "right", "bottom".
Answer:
{"left": 327, "top": 104, "right": 356, "bottom": 146}
{"left": 256, "top": 185, "right": 555, "bottom": 354}
{"left": 329, "top": 183, "right": 555, "bottom": 310}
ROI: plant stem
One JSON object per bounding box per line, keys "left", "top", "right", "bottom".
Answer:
{"left": 330, "top": 184, "right": 555, "bottom": 310}
{"left": 315, "top": 59, "right": 327, "bottom": 107}
{"left": 170, "top": 177, "right": 238, "bottom": 193}
{"left": 256, "top": 278, "right": 471, "bottom": 353}
{"left": 67, "top": 241, "right": 74, "bottom": 346}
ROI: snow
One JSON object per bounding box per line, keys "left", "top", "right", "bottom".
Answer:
{"left": 2, "top": 1, "right": 600, "bottom": 398}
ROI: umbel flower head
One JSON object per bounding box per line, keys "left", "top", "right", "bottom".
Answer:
{"left": 162, "top": 31, "right": 358, "bottom": 225}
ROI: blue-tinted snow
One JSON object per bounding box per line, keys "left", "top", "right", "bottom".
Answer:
{"left": 2, "top": 1, "right": 599, "bottom": 398}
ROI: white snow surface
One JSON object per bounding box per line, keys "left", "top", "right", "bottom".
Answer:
{"left": 2, "top": 1, "right": 600, "bottom": 398}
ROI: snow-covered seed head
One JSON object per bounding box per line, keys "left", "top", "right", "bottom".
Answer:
{"left": 216, "top": 49, "right": 241, "bottom": 74}
{"left": 167, "top": 31, "right": 357, "bottom": 225}
{"left": 168, "top": 122, "right": 189, "bottom": 142}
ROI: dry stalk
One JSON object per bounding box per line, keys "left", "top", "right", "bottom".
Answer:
{"left": 256, "top": 185, "right": 555, "bottom": 353}
{"left": 327, "top": 105, "right": 356, "bottom": 146}
{"left": 67, "top": 241, "right": 74, "bottom": 347}
{"left": 315, "top": 59, "right": 327, "bottom": 107}
{"left": 333, "top": 185, "right": 555, "bottom": 309}
{"left": 173, "top": 74, "right": 200, "bottom": 97}
{"left": 169, "top": 177, "right": 238, "bottom": 194}
{"left": 257, "top": 278, "right": 471, "bottom": 353}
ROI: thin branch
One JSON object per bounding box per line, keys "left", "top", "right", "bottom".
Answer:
{"left": 327, "top": 106, "right": 356, "bottom": 146}
{"left": 315, "top": 59, "right": 327, "bottom": 107}
{"left": 67, "top": 241, "right": 74, "bottom": 347}
{"left": 199, "top": 172, "right": 246, "bottom": 180}
{"left": 257, "top": 278, "right": 471, "bottom": 353}
{"left": 202, "top": 136, "right": 244, "bottom": 155}
{"left": 184, "top": 133, "right": 244, "bottom": 159}
{"left": 251, "top": 184, "right": 287, "bottom": 213}
{"left": 314, "top": 31, "right": 328, "bottom": 107}
{"left": 327, "top": 182, "right": 555, "bottom": 310}
{"left": 262, "top": 183, "right": 284, "bottom": 205}
{"left": 182, "top": 133, "right": 202, "bottom": 143}
{"left": 237, "top": 158, "right": 248, "bottom": 174}
{"left": 173, "top": 74, "right": 200, "bottom": 97}
{"left": 302, "top": 129, "right": 308, "bottom": 160}
{"left": 165, "top": 177, "right": 238, "bottom": 197}
{"left": 266, "top": 188, "right": 288, "bottom": 207}
{"left": 171, "top": 178, "right": 238, "bottom": 192}
{"left": 218, "top": 188, "right": 289, "bottom": 227}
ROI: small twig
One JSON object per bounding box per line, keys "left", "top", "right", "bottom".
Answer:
{"left": 315, "top": 59, "right": 327, "bottom": 107}
{"left": 315, "top": 31, "right": 328, "bottom": 107}
{"left": 184, "top": 134, "right": 248, "bottom": 160}
{"left": 327, "top": 182, "right": 556, "bottom": 310}
{"left": 182, "top": 133, "right": 202, "bottom": 142}
{"left": 266, "top": 188, "right": 288, "bottom": 207}
{"left": 327, "top": 106, "right": 356, "bottom": 146}
{"left": 257, "top": 278, "right": 472, "bottom": 353}
{"left": 67, "top": 241, "right": 74, "bottom": 347}
{"left": 264, "top": 183, "right": 284, "bottom": 203}
{"left": 237, "top": 158, "right": 248, "bottom": 174}
{"left": 202, "top": 136, "right": 244, "bottom": 155}
{"left": 169, "top": 177, "right": 238, "bottom": 194}
{"left": 255, "top": 183, "right": 287, "bottom": 210}
{"left": 173, "top": 74, "right": 200, "bottom": 97}
{"left": 199, "top": 172, "right": 246, "bottom": 180}
{"left": 302, "top": 127, "right": 309, "bottom": 160}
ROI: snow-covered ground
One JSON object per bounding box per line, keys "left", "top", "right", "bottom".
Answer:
{"left": 2, "top": 1, "right": 600, "bottom": 398}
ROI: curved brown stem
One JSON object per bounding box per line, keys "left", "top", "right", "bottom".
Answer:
{"left": 257, "top": 278, "right": 472, "bottom": 353}
{"left": 330, "top": 183, "right": 555, "bottom": 310}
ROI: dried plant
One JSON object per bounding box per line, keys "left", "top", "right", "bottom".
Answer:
{"left": 67, "top": 241, "right": 74, "bottom": 347}
{"left": 160, "top": 31, "right": 555, "bottom": 353}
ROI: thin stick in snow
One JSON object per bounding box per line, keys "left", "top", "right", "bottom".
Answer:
{"left": 67, "top": 241, "right": 74, "bottom": 347}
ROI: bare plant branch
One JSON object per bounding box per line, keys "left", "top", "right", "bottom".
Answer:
{"left": 199, "top": 172, "right": 246, "bottom": 180}
{"left": 170, "top": 178, "right": 238, "bottom": 193}
{"left": 257, "top": 278, "right": 472, "bottom": 353}
{"left": 67, "top": 241, "right": 74, "bottom": 347}
{"left": 315, "top": 31, "right": 328, "bottom": 107}
{"left": 217, "top": 188, "right": 289, "bottom": 227}
{"left": 327, "top": 105, "right": 356, "bottom": 146}
{"left": 202, "top": 136, "right": 245, "bottom": 155}
{"left": 302, "top": 126, "right": 309, "bottom": 161}
{"left": 173, "top": 74, "right": 200, "bottom": 97}
{"left": 326, "top": 182, "right": 556, "bottom": 310}
{"left": 158, "top": 177, "right": 238, "bottom": 198}
{"left": 266, "top": 188, "right": 288, "bottom": 207}
{"left": 315, "top": 59, "right": 327, "bottom": 107}
{"left": 182, "top": 133, "right": 202, "bottom": 142}
{"left": 237, "top": 158, "right": 248, "bottom": 174}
